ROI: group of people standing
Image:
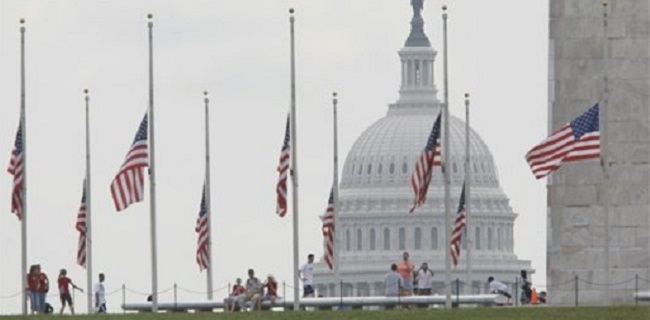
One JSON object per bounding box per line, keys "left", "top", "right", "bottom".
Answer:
{"left": 384, "top": 252, "right": 435, "bottom": 297}
{"left": 26, "top": 265, "right": 106, "bottom": 315}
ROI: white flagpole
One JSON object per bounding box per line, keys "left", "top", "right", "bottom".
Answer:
{"left": 19, "top": 17, "right": 28, "bottom": 316}
{"left": 464, "top": 93, "right": 471, "bottom": 293}
{"left": 600, "top": 0, "right": 611, "bottom": 305}
{"left": 332, "top": 92, "right": 341, "bottom": 294}
{"left": 204, "top": 91, "right": 214, "bottom": 300}
{"left": 84, "top": 89, "right": 93, "bottom": 314}
{"left": 147, "top": 13, "right": 159, "bottom": 313}
{"left": 289, "top": 8, "right": 301, "bottom": 311}
{"left": 441, "top": 5, "right": 452, "bottom": 309}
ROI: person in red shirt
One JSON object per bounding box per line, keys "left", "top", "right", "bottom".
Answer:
{"left": 26, "top": 265, "right": 40, "bottom": 314}
{"left": 263, "top": 274, "right": 279, "bottom": 305}
{"left": 35, "top": 265, "right": 49, "bottom": 313}
{"left": 58, "top": 269, "right": 82, "bottom": 315}
{"left": 225, "top": 278, "right": 246, "bottom": 312}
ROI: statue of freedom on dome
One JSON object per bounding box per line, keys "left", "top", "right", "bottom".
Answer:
{"left": 411, "top": 0, "right": 424, "bottom": 17}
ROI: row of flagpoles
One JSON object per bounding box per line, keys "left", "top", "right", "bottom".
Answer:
{"left": 6, "top": 3, "right": 611, "bottom": 315}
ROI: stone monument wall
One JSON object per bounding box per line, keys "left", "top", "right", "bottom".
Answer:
{"left": 548, "top": 0, "right": 650, "bottom": 305}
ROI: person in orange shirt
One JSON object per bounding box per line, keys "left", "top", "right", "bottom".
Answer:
{"left": 397, "top": 251, "right": 415, "bottom": 295}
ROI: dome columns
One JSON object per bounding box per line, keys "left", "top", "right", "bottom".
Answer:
{"left": 398, "top": 48, "right": 438, "bottom": 102}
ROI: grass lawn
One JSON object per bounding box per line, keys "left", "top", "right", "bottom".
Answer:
{"left": 1, "top": 306, "right": 649, "bottom": 320}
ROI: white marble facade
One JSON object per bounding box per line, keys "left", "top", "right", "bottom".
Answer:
{"left": 547, "top": 0, "right": 650, "bottom": 305}
{"left": 313, "top": 2, "right": 532, "bottom": 298}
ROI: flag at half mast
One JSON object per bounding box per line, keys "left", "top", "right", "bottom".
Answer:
{"left": 322, "top": 187, "right": 335, "bottom": 270}
{"left": 276, "top": 114, "right": 291, "bottom": 217}
{"left": 7, "top": 121, "right": 24, "bottom": 220}
{"left": 76, "top": 182, "right": 87, "bottom": 267}
{"left": 195, "top": 184, "right": 210, "bottom": 271}
{"left": 450, "top": 182, "right": 466, "bottom": 267}
{"left": 110, "top": 114, "right": 148, "bottom": 211}
{"left": 409, "top": 111, "right": 442, "bottom": 213}
{"left": 526, "top": 103, "right": 600, "bottom": 179}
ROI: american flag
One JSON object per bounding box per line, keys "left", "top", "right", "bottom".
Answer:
{"left": 409, "top": 112, "right": 442, "bottom": 213}
{"left": 276, "top": 114, "right": 291, "bottom": 217}
{"left": 195, "top": 184, "right": 210, "bottom": 271}
{"left": 322, "top": 187, "right": 335, "bottom": 270}
{"left": 76, "top": 183, "right": 87, "bottom": 268}
{"left": 110, "top": 114, "right": 148, "bottom": 212}
{"left": 526, "top": 104, "right": 600, "bottom": 179}
{"left": 7, "top": 121, "right": 24, "bottom": 220}
{"left": 450, "top": 182, "right": 466, "bottom": 267}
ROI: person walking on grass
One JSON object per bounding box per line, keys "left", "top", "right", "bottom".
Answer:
{"left": 58, "top": 268, "right": 82, "bottom": 315}
{"left": 94, "top": 273, "right": 106, "bottom": 313}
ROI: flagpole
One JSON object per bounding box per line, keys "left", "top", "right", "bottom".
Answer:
{"left": 464, "top": 93, "right": 471, "bottom": 293}
{"left": 204, "top": 91, "right": 214, "bottom": 300}
{"left": 19, "top": 17, "right": 28, "bottom": 316}
{"left": 441, "top": 5, "right": 452, "bottom": 309}
{"left": 289, "top": 8, "right": 301, "bottom": 311}
{"left": 147, "top": 13, "right": 159, "bottom": 313}
{"left": 332, "top": 92, "right": 341, "bottom": 295}
{"left": 84, "top": 89, "right": 93, "bottom": 314}
{"left": 600, "top": 0, "right": 611, "bottom": 305}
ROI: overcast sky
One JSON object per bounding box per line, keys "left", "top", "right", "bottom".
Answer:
{"left": 0, "top": 0, "right": 548, "bottom": 314}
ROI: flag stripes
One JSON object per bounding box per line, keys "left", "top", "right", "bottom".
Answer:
{"left": 110, "top": 114, "right": 149, "bottom": 212}
{"left": 76, "top": 184, "right": 87, "bottom": 267}
{"left": 195, "top": 184, "right": 210, "bottom": 271}
{"left": 409, "top": 112, "right": 442, "bottom": 213}
{"left": 322, "top": 188, "right": 335, "bottom": 270}
{"left": 276, "top": 114, "right": 291, "bottom": 217}
{"left": 450, "top": 183, "right": 466, "bottom": 267}
{"left": 7, "top": 121, "right": 24, "bottom": 220}
{"left": 526, "top": 103, "right": 600, "bottom": 179}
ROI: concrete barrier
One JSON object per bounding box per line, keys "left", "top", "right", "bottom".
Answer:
{"left": 122, "top": 294, "right": 499, "bottom": 312}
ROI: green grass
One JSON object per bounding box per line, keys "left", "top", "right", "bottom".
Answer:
{"left": 1, "top": 307, "right": 649, "bottom": 320}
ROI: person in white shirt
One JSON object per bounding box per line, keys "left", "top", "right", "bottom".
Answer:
{"left": 415, "top": 263, "right": 434, "bottom": 295}
{"left": 299, "top": 254, "right": 315, "bottom": 297}
{"left": 94, "top": 273, "right": 106, "bottom": 313}
{"left": 488, "top": 276, "right": 511, "bottom": 304}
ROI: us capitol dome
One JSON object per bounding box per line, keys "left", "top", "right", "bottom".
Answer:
{"left": 313, "top": 1, "right": 532, "bottom": 297}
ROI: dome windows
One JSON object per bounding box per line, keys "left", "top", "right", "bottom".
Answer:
{"left": 367, "top": 164, "right": 372, "bottom": 175}
{"left": 488, "top": 227, "right": 493, "bottom": 250}
{"left": 414, "top": 227, "right": 422, "bottom": 250}
{"left": 358, "top": 164, "right": 363, "bottom": 175}
{"left": 346, "top": 229, "right": 351, "bottom": 251}
{"left": 402, "top": 162, "right": 408, "bottom": 174}
{"left": 378, "top": 163, "right": 383, "bottom": 174}
{"left": 398, "top": 227, "right": 406, "bottom": 250}
{"left": 369, "top": 228, "right": 376, "bottom": 251}
{"left": 383, "top": 228, "right": 391, "bottom": 250}
{"left": 357, "top": 229, "right": 363, "bottom": 251}
{"left": 431, "top": 227, "right": 438, "bottom": 250}
{"left": 389, "top": 163, "right": 395, "bottom": 174}
{"left": 475, "top": 227, "right": 481, "bottom": 250}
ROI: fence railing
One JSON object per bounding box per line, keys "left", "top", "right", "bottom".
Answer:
{"left": 2, "top": 275, "right": 649, "bottom": 314}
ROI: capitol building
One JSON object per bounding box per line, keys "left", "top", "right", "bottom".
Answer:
{"left": 313, "top": 2, "right": 532, "bottom": 297}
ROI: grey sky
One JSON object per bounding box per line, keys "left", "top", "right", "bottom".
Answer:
{"left": 0, "top": 0, "right": 548, "bottom": 314}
